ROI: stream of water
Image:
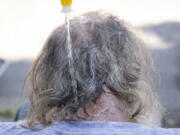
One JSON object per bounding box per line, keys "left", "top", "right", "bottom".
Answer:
{"left": 65, "top": 14, "right": 78, "bottom": 98}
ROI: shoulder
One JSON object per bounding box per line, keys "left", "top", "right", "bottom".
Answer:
{"left": 0, "top": 122, "right": 29, "bottom": 135}
{"left": 151, "top": 127, "right": 180, "bottom": 135}
{"left": 0, "top": 122, "right": 15, "bottom": 134}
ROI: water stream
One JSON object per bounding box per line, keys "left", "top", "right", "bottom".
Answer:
{"left": 65, "top": 14, "right": 78, "bottom": 98}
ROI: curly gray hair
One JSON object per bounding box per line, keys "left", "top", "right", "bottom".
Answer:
{"left": 27, "top": 11, "right": 163, "bottom": 128}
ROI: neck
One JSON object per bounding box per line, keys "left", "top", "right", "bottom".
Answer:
{"left": 76, "top": 86, "right": 136, "bottom": 123}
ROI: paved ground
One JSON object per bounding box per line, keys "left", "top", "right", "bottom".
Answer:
{"left": 0, "top": 61, "right": 31, "bottom": 119}
{"left": 0, "top": 0, "right": 180, "bottom": 128}
{"left": 142, "top": 22, "right": 180, "bottom": 127}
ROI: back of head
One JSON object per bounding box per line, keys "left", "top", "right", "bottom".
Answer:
{"left": 27, "top": 11, "right": 163, "bottom": 128}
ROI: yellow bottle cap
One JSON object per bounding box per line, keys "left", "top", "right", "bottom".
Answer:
{"left": 61, "top": 0, "right": 72, "bottom": 7}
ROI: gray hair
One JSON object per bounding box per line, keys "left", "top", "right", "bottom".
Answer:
{"left": 27, "top": 11, "right": 163, "bottom": 128}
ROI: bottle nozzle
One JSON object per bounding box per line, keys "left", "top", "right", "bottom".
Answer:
{"left": 60, "top": 0, "right": 72, "bottom": 13}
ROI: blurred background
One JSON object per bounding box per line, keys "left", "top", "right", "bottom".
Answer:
{"left": 0, "top": 0, "right": 180, "bottom": 127}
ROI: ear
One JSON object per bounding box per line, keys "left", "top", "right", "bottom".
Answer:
{"left": 102, "top": 85, "right": 113, "bottom": 93}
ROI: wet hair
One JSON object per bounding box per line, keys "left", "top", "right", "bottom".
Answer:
{"left": 27, "top": 11, "right": 163, "bottom": 128}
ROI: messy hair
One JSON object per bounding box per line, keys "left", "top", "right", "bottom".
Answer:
{"left": 27, "top": 11, "right": 163, "bottom": 128}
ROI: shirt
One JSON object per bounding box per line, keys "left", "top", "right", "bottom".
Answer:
{"left": 0, "top": 121, "right": 180, "bottom": 135}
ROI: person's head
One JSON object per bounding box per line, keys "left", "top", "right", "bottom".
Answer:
{"left": 27, "top": 11, "right": 163, "bottom": 128}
